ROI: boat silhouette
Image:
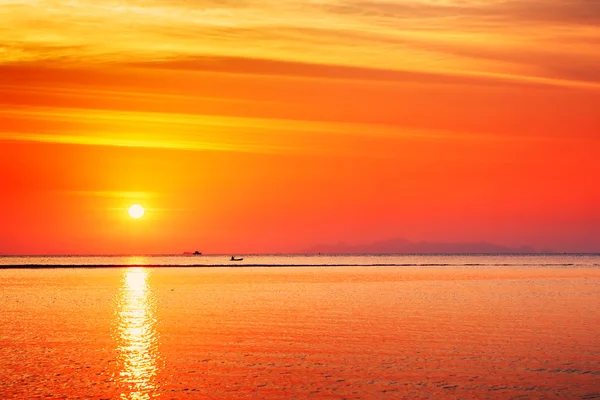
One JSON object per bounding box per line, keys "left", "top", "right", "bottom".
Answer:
{"left": 230, "top": 256, "right": 243, "bottom": 261}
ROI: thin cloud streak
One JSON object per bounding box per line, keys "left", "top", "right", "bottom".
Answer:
{"left": 326, "top": 0, "right": 600, "bottom": 25}
{"left": 66, "top": 191, "right": 156, "bottom": 199}
{"left": 128, "top": 56, "right": 600, "bottom": 90}
{"left": 0, "top": 106, "right": 467, "bottom": 155}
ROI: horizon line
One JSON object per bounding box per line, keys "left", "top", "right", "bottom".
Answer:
{"left": 1, "top": 252, "right": 598, "bottom": 257}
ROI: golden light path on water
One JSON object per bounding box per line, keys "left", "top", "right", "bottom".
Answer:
{"left": 115, "top": 260, "right": 161, "bottom": 399}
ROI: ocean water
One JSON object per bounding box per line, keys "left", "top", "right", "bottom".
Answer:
{"left": 1, "top": 255, "right": 599, "bottom": 399}
{"left": 1, "top": 253, "right": 600, "bottom": 267}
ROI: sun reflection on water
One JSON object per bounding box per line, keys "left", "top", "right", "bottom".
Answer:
{"left": 115, "top": 267, "right": 161, "bottom": 399}
{"left": 126, "top": 256, "right": 150, "bottom": 266}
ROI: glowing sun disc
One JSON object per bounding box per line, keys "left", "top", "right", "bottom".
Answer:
{"left": 128, "top": 204, "right": 145, "bottom": 219}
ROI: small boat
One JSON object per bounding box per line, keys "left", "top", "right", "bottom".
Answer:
{"left": 230, "top": 256, "right": 243, "bottom": 261}
{"left": 183, "top": 251, "right": 202, "bottom": 255}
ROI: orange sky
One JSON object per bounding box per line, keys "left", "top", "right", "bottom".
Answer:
{"left": 1, "top": 0, "right": 599, "bottom": 254}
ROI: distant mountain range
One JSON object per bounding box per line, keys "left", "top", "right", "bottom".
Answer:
{"left": 305, "top": 238, "right": 537, "bottom": 254}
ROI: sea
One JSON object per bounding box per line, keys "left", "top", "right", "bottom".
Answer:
{"left": 1, "top": 254, "right": 599, "bottom": 399}
{"left": 2, "top": 252, "right": 600, "bottom": 267}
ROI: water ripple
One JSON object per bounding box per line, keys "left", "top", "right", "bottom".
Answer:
{"left": 113, "top": 267, "right": 161, "bottom": 399}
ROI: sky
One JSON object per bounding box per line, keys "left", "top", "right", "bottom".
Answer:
{"left": 1, "top": 0, "right": 599, "bottom": 254}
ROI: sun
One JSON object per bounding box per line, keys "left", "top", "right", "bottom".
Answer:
{"left": 128, "top": 204, "right": 145, "bottom": 219}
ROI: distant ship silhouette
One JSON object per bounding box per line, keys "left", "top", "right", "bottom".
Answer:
{"left": 183, "top": 251, "right": 202, "bottom": 255}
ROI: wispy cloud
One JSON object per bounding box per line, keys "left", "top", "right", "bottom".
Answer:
{"left": 127, "top": 55, "right": 600, "bottom": 90}
{"left": 1, "top": 106, "right": 467, "bottom": 155}
{"left": 66, "top": 190, "right": 156, "bottom": 199}
{"left": 324, "top": 0, "right": 600, "bottom": 25}
{"left": 1, "top": 0, "right": 599, "bottom": 88}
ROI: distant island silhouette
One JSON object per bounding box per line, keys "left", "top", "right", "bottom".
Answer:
{"left": 305, "top": 238, "right": 538, "bottom": 254}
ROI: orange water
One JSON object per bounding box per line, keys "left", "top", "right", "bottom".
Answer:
{"left": 1, "top": 266, "right": 599, "bottom": 399}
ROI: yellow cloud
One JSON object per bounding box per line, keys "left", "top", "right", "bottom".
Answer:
{"left": 1, "top": 0, "right": 599, "bottom": 88}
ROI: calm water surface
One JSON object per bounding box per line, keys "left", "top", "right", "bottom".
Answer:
{"left": 1, "top": 253, "right": 600, "bottom": 267}
{"left": 1, "top": 256, "right": 599, "bottom": 399}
